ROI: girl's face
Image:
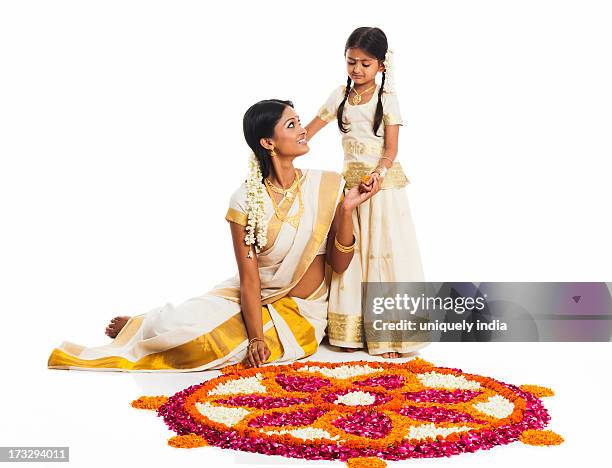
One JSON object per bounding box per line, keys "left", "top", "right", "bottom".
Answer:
{"left": 264, "top": 106, "right": 308, "bottom": 158}
{"left": 345, "top": 47, "right": 384, "bottom": 85}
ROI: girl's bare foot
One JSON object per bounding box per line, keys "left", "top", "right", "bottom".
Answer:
{"left": 105, "top": 316, "right": 131, "bottom": 338}
{"left": 331, "top": 345, "right": 361, "bottom": 353}
{"left": 380, "top": 351, "right": 418, "bottom": 359}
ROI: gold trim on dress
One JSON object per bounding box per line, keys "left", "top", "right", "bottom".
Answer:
{"left": 367, "top": 340, "right": 430, "bottom": 354}
{"left": 225, "top": 207, "right": 248, "bottom": 226}
{"left": 327, "top": 311, "right": 363, "bottom": 345}
{"left": 383, "top": 113, "right": 403, "bottom": 126}
{"left": 317, "top": 106, "right": 336, "bottom": 123}
{"left": 342, "top": 139, "right": 384, "bottom": 157}
{"left": 342, "top": 161, "right": 410, "bottom": 190}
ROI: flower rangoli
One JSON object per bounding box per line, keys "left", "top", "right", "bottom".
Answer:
{"left": 132, "top": 358, "right": 563, "bottom": 466}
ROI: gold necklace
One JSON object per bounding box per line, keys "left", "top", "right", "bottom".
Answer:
{"left": 264, "top": 170, "right": 300, "bottom": 201}
{"left": 265, "top": 172, "right": 304, "bottom": 229}
{"left": 350, "top": 85, "right": 376, "bottom": 105}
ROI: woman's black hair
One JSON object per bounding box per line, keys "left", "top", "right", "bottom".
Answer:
{"left": 243, "top": 99, "right": 294, "bottom": 181}
{"left": 337, "top": 27, "right": 388, "bottom": 137}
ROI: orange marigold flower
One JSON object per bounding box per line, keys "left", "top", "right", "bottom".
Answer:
{"left": 519, "top": 429, "right": 564, "bottom": 446}
{"left": 519, "top": 385, "right": 555, "bottom": 398}
{"left": 131, "top": 395, "right": 168, "bottom": 410}
{"left": 347, "top": 457, "right": 387, "bottom": 468}
{"left": 168, "top": 433, "right": 208, "bottom": 448}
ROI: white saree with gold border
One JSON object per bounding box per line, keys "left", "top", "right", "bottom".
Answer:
{"left": 48, "top": 169, "right": 345, "bottom": 372}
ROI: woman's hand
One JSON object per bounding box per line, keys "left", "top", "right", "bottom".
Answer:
{"left": 343, "top": 176, "right": 381, "bottom": 211}
{"left": 245, "top": 340, "right": 271, "bottom": 368}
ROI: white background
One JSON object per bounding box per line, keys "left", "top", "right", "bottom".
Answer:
{"left": 0, "top": 1, "right": 611, "bottom": 467}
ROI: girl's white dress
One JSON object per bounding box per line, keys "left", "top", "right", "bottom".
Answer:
{"left": 318, "top": 84, "right": 427, "bottom": 355}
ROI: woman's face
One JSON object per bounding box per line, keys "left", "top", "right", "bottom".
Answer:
{"left": 267, "top": 106, "right": 309, "bottom": 158}
{"left": 345, "top": 47, "right": 384, "bottom": 85}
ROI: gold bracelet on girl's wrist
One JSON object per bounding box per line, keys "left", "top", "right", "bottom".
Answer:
{"left": 374, "top": 165, "right": 388, "bottom": 178}
{"left": 380, "top": 156, "right": 394, "bottom": 166}
{"left": 334, "top": 234, "right": 356, "bottom": 253}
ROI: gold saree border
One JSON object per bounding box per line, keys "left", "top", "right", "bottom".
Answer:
{"left": 48, "top": 306, "right": 278, "bottom": 371}
{"left": 225, "top": 208, "right": 247, "bottom": 226}
{"left": 273, "top": 297, "right": 317, "bottom": 357}
{"left": 111, "top": 315, "right": 144, "bottom": 347}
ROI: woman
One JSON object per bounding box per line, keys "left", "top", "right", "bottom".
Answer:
{"left": 47, "top": 99, "right": 380, "bottom": 371}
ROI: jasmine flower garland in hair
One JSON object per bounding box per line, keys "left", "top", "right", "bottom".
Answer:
{"left": 244, "top": 152, "right": 268, "bottom": 258}
{"left": 383, "top": 49, "right": 395, "bottom": 94}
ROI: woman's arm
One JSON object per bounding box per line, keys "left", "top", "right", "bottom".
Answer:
{"left": 229, "top": 221, "right": 270, "bottom": 367}
{"left": 326, "top": 180, "right": 381, "bottom": 273}
{"left": 304, "top": 117, "right": 329, "bottom": 142}
{"left": 326, "top": 203, "right": 355, "bottom": 274}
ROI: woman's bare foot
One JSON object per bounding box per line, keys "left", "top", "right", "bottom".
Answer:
{"left": 105, "top": 316, "right": 131, "bottom": 338}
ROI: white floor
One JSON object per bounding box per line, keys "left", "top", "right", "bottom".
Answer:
{"left": 2, "top": 341, "right": 610, "bottom": 467}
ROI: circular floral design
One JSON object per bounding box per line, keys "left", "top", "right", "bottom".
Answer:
{"left": 134, "top": 358, "right": 562, "bottom": 465}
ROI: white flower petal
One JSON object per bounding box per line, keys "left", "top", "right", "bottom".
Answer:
{"left": 417, "top": 371, "right": 481, "bottom": 390}
{"left": 195, "top": 402, "right": 249, "bottom": 427}
{"left": 298, "top": 364, "right": 382, "bottom": 379}
{"left": 406, "top": 423, "right": 472, "bottom": 441}
{"left": 207, "top": 374, "right": 266, "bottom": 396}
{"left": 473, "top": 395, "right": 515, "bottom": 419}
{"left": 265, "top": 427, "right": 340, "bottom": 441}
{"left": 334, "top": 391, "right": 376, "bottom": 406}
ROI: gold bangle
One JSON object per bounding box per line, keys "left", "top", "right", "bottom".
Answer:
{"left": 248, "top": 337, "right": 264, "bottom": 349}
{"left": 374, "top": 166, "right": 388, "bottom": 178}
{"left": 334, "top": 234, "right": 355, "bottom": 253}
{"left": 380, "top": 156, "right": 394, "bottom": 166}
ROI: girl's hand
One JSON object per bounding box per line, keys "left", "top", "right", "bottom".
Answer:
{"left": 358, "top": 172, "right": 381, "bottom": 193}
{"left": 343, "top": 177, "right": 381, "bottom": 211}
{"left": 245, "top": 340, "right": 271, "bottom": 368}
{"left": 369, "top": 171, "right": 383, "bottom": 187}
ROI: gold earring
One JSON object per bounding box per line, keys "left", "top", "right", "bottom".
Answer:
{"left": 270, "top": 148, "right": 277, "bottom": 157}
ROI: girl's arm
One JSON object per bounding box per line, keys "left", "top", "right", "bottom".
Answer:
{"left": 378, "top": 124, "right": 400, "bottom": 170}
{"left": 229, "top": 221, "right": 270, "bottom": 367}
{"left": 306, "top": 86, "right": 343, "bottom": 142}
{"left": 304, "top": 117, "right": 329, "bottom": 142}
{"left": 367, "top": 124, "right": 400, "bottom": 187}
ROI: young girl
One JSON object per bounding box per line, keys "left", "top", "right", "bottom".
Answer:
{"left": 305, "top": 26, "right": 426, "bottom": 358}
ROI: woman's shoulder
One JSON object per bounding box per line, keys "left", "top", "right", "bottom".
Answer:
{"left": 228, "top": 180, "right": 249, "bottom": 210}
